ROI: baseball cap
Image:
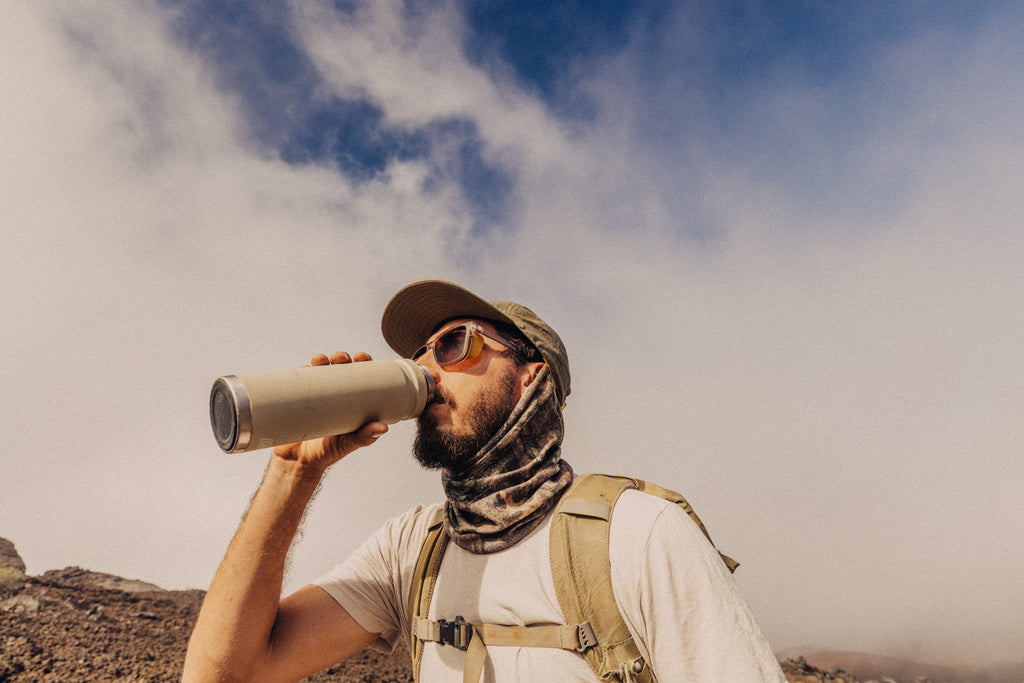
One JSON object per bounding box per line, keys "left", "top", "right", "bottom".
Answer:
{"left": 381, "top": 279, "right": 571, "bottom": 406}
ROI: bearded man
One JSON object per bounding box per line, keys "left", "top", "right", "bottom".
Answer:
{"left": 183, "top": 279, "right": 785, "bottom": 682}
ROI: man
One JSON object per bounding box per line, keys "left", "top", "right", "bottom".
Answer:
{"left": 183, "top": 279, "right": 785, "bottom": 682}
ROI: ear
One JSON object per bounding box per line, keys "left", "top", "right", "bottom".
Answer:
{"left": 517, "top": 361, "right": 545, "bottom": 391}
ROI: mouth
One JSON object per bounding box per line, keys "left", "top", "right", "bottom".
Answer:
{"left": 423, "top": 396, "right": 449, "bottom": 418}
{"left": 422, "top": 392, "right": 455, "bottom": 426}
{"left": 429, "top": 389, "right": 454, "bottom": 410}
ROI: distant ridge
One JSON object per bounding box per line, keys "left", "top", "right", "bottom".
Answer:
{"left": 39, "top": 566, "right": 166, "bottom": 593}
{"left": 801, "top": 649, "right": 1024, "bottom": 683}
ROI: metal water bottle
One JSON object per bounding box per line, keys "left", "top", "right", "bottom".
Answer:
{"left": 209, "top": 358, "right": 435, "bottom": 453}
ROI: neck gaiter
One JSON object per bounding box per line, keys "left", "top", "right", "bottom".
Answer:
{"left": 442, "top": 366, "right": 574, "bottom": 554}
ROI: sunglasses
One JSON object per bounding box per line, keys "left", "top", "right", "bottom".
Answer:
{"left": 413, "top": 323, "right": 511, "bottom": 367}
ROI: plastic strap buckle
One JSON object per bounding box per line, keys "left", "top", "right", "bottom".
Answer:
{"left": 575, "top": 621, "right": 598, "bottom": 653}
{"left": 437, "top": 616, "right": 472, "bottom": 650}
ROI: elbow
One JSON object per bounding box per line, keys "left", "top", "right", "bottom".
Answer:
{"left": 182, "top": 638, "right": 257, "bottom": 683}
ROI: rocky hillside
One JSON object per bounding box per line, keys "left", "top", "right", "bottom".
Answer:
{"left": 0, "top": 538, "right": 412, "bottom": 682}
{"left": 2, "top": 537, "right": 999, "bottom": 682}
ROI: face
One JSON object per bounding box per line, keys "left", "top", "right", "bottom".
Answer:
{"left": 412, "top": 318, "right": 537, "bottom": 471}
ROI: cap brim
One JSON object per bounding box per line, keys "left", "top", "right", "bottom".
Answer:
{"left": 381, "top": 280, "right": 515, "bottom": 358}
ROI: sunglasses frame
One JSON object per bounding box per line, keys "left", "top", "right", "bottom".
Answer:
{"left": 413, "top": 322, "right": 512, "bottom": 367}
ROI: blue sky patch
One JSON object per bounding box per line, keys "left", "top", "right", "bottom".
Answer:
{"left": 161, "top": 0, "right": 515, "bottom": 228}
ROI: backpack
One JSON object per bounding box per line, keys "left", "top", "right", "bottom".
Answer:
{"left": 408, "top": 473, "right": 738, "bottom": 683}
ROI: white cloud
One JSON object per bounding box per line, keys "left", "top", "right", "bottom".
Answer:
{"left": 2, "top": 0, "right": 1021, "bottom": 667}
{"left": 1, "top": 0, "right": 456, "bottom": 586}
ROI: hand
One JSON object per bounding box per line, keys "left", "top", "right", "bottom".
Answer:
{"left": 272, "top": 351, "right": 389, "bottom": 472}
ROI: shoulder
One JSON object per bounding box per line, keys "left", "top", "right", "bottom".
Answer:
{"left": 611, "top": 488, "right": 711, "bottom": 545}
{"left": 562, "top": 476, "right": 717, "bottom": 560}
{"left": 316, "top": 502, "right": 443, "bottom": 585}
{"left": 362, "top": 502, "right": 444, "bottom": 559}
{"left": 609, "top": 487, "right": 726, "bottom": 583}
{"left": 384, "top": 501, "right": 445, "bottom": 539}
{"left": 613, "top": 487, "right": 675, "bottom": 519}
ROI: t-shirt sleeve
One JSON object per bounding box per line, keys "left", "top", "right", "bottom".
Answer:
{"left": 314, "top": 503, "right": 440, "bottom": 653}
{"left": 610, "top": 491, "right": 786, "bottom": 682}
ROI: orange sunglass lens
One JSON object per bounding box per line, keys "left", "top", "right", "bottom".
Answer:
{"left": 434, "top": 328, "right": 470, "bottom": 364}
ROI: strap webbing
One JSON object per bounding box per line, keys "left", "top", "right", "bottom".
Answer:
{"left": 408, "top": 507, "right": 449, "bottom": 682}
{"left": 414, "top": 616, "right": 585, "bottom": 650}
{"left": 413, "top": 616, "right": 590, "bottom": 683}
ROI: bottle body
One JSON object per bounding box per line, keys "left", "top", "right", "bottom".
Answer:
{"left": 210, "top": 358, "right": 435, "bottom": 452}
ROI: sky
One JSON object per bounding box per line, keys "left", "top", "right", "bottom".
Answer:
{"left": 2, "top": 0, "right": 1022, "bottom": 668}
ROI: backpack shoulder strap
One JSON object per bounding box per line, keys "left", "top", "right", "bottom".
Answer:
{"left": 550, "top": 473, "right": 653, "bottom": 682}
{"left": 408, "top": 505, "right": 449, "bottom": 683}
{"left": 550, "top": 473, "right": 738, "bottom": 682}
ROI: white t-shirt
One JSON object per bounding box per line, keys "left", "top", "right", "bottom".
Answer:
{"left": 315, "top": 489, "right": 785, "bottom": 682}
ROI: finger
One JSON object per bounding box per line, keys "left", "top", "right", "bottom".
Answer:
{"left": 273, "top": 441, "right": 301, "bottom": 460}
{"left": 328, "top": 422, "right": 388, "bottom": 455}
{"left": 358, "top": 420, "right": 388, "bottom": 442}
{"left": 329, "top": 351, "right": 352, "bottom": 365}
{"left": 311, "top": 354, "right": 330, "bottom": 366}
{"left": 351, "top": 351, "right": 373, "bottom": 362}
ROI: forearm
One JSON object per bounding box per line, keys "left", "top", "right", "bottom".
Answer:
{"left": 184, "top": 456, "right": 325, "bottom": 681}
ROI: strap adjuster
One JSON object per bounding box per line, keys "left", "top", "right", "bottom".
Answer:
{"left": 575, "top": 621, "right": 597, "bottom": 653}
{"left": 437, "top": 615, "right": 472, "bottom": 650}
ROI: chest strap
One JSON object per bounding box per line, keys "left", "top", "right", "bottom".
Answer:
{"left": 412, "top": 615, "right": 598, "bottom": 683}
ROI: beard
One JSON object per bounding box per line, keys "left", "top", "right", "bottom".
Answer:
{"left": 412, "top": 365, "right": 520, "bottom": 472}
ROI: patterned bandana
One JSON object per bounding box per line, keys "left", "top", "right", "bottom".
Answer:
{"left": 441, "top": 366, "right": 574, "bottom": 554}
